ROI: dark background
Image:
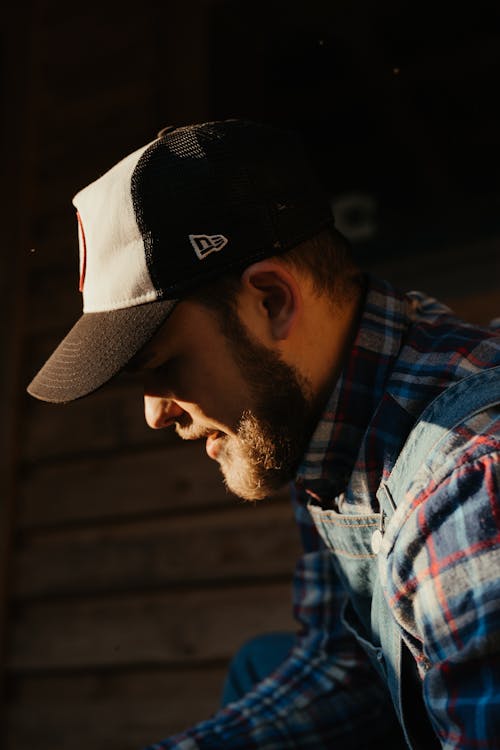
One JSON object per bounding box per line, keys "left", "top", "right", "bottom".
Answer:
{"left": 1, "top": 2, "right": 499, "bottom": 748}
{"left": 209, "top": 1, "right": 500, "bottom": 256}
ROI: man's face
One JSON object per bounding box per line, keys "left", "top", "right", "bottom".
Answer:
{"left": 138, "top": 299, "right": 317, "bottom": 500}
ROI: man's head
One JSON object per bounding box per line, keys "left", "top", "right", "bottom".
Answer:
{"left": 135, "top": 274, "right": 315, "bottom": 500}
{"left": 28, "top": 119, "right": 363, "bottom": 499}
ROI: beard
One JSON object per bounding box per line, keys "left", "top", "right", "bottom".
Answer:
{"left": 210, "top": 315, "right": 319, "bottom": 501}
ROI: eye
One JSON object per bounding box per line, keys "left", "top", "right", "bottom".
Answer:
{"left": 143, "top": 362, "right": 170, "bottom": 394}
{"left": 144, "top": 356, "right": 185, "bottom": 398}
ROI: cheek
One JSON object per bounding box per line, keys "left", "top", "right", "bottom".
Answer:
{"left": 161, "top": 346, "right": 251, "bottom": 428}
{"left": 193, "top": 378, "right": 251, "bottom": 433}
{"left": 190, "top": 385, "right": 248, "bottom": 431}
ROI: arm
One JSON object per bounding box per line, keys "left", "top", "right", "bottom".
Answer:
{"left": 144, "top": 489, "right": 400, "bottom": 749}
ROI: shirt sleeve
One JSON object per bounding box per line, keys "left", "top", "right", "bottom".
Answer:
{"left": 142, "top": 488, "right": 401, "bottom": 750}
{"left": 385, "top": 410, "right": 500, "bottom": 749}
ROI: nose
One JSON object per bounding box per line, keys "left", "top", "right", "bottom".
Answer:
{"left": 144, "top": 394, "right": 185, "bottom": 429}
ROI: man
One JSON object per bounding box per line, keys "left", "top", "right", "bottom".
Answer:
{"left": 28, "top": 120, "right": 500, "bottom": 749}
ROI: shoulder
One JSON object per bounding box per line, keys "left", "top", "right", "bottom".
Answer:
{"left": 380, "top": 405, "right": 500, "bottom": 651}
{"left": 383, "top": 403, "right": 500, "bottom": 564}
{"left": 407, "top": 404, "right": 500, "bottom": 505}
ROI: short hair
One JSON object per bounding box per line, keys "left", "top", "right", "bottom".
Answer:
{"left": 276, "top": 226, "right": 360, "bottom": 299}
{"left": 189, "top": 226, "right": 362, "bottom": 322}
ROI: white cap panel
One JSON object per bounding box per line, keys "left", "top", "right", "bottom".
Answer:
{"left": 73, "top": 141, "right": 158, "bottom": 313}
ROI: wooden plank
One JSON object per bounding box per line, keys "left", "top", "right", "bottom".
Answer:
{"left": 5, "top": 665, "right": 227, "bottom": 749}
{"left": 27, "top": 207, "right": 77, "bottom": 272}
{"left": 8, "top": 583, "right": 296, "bottom": 670}
{"left": 33, "top": 121, "right": 156, "bottom": 215}
{"left": 20, "top": 21, "right": 159, "bottom": 268}
{"left": 21, "top": 379, "right": 170, "bottom": 462}
{"left": 366, "top": 234, "right": 500, "bottom": 303}
{"left": 445, "top": 289, "right": 500, "bottom": 326}
{"left": 42, "top": 41, "right": 155, "bottom": 101}
{"left": 24, "top": 267, "right": 81, "bottom": 335}
{"left": 37, "top": 85, "right": 155, "bottom": 166}
{"left": 18, "top": 441, "right": 232, "bottom": 528}
{"left": 13, "top": 501, "right": 299, "bottom": 597}
{"left": 26, "top": 115, "right": 157, "bottom": 263}
{"left": 151, "top": 1, "right": 212, "bottom": 126}
{"left": 26, "top": 135, "right": 156, "bottom": 264}
{"left": 0, "top": 0, "right": 43, "bottom": 732}
{"left": 39, "top": 3, "right": 155, "bottom": 66}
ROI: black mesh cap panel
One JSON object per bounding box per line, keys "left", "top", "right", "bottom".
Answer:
{"left": 130, "top": 120, "right": 333, "bottom": 300}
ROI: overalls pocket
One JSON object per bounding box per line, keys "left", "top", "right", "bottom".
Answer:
{"left": 307, "top": 501, "right": 383, "bottom": 637}
{"left": 307, "top": 501, "right": 409, "bottom": 742}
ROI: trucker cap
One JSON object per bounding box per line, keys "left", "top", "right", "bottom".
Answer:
{"left": 27, "top": 119, "right": 334, "bottom": 403}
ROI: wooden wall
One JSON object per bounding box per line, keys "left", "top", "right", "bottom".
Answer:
{"left": 2, "top": 3, "right": 299, "bottom": 748}
{"left": 1, "top": 2, "right": 499, "bottom": 749}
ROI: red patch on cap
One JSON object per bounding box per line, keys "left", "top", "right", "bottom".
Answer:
{"left": 76, "top": 211, "right": 87, "bottom": 292}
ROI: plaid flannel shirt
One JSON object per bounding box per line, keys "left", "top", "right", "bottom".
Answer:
{"left": 146, "top": 276, "right": 500, "bottom": 750}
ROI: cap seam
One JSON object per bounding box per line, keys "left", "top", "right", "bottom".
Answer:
{"left": 83, "top": 288, "right": 159, "bottom": 313}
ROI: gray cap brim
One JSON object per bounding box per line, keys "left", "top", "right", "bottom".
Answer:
{"left": 27, "top": 299, "right": 177, "bottom": 403}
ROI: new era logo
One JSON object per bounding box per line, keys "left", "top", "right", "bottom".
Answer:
{"left": 189, "top": 233, "right": 229, "bottom": 260}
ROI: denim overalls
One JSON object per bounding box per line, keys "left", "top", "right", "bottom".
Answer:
{"left": 308, "top": 365, "right": 500, "bottom": 749}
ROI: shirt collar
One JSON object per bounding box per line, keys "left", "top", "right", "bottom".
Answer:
{"left": 296, "top": 275, "right": 410, "bottom": 492}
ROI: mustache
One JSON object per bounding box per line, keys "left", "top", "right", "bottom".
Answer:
{"left": 175, "top": 417, "right": 221, "bottom": 442}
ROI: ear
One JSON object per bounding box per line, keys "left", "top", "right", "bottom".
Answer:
{"left": 240, "top": 260, "right": 302, "bottom": 341}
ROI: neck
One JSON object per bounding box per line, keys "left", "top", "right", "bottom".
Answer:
{"left": 292, "top": 272, "right": 366, "bottom": 413}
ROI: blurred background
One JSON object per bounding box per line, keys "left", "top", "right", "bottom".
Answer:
{"left": 1, "top": 1, "right": 499, "bottom": 748}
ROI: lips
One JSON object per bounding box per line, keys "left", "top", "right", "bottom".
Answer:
{"left": 206, "top": 431, "right": 224, "bottom": 459}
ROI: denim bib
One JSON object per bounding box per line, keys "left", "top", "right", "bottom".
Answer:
{"left": 308, "top": 365, "right": 500, "bottom": 749}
